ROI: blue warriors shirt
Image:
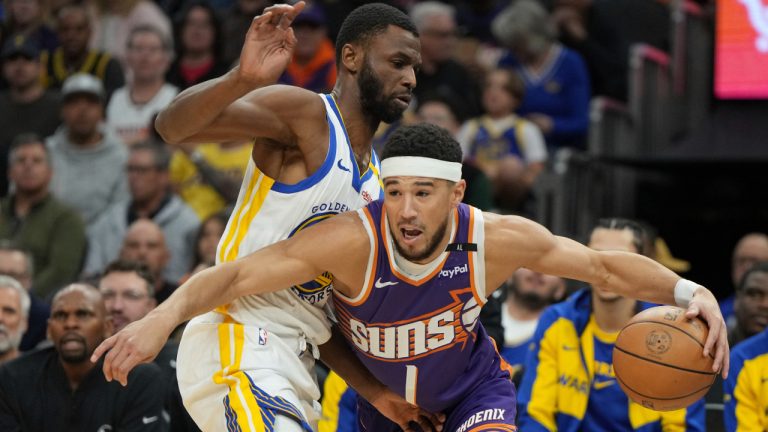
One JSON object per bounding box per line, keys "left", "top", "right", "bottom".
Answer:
{"left": 724, "top": 327, "right": 768, "bottom": 431}
{"left": 334, "top": 201, "right": 515, "bottom": 413}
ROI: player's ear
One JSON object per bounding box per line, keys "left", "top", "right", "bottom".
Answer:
{"left": 341, "top": 43, "right": 361, "bottom": 74}
{"left": 450, "top": 179, "right": 466, "bottom": 207}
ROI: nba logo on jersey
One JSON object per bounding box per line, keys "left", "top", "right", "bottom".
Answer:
{"left": 258, "top": 328, "right": 268, "bottom": 345}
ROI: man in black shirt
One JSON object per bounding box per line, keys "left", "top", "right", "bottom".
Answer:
{"left": 0, "top": 283, "right": 166, "bottom": 431}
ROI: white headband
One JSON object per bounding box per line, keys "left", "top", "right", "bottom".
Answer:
{"left": 380, "top": 156, "right": 463, "bottom": 182}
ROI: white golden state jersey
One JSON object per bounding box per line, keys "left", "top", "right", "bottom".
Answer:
{"left": 214, "top": 94, "right": 383, "bottom": 345}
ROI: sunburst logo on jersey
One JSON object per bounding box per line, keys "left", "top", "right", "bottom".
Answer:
{"left": 288, "top": 212, "right": 338, "bottom": 304}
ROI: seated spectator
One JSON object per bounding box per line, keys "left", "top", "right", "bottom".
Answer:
{"left": 499, "top": 267, "right": 565, "bottom": 381}
{"left": 0, "top": 241, "right": 49, "bottom": 351}
{"left": 730, "top": 262, "right": 768, "bottom": 346}
{"left": 89, "top": 0, "right": 172, "bottom": 68}
{"left": 0, "top": 37, "right": 61, "bottom": 196}
{"left": 169, "top": 141, "right": 250, "bottom": 220}
{"left": 41, "top": 4, "right": 124, "bottom": 99}
{"left": 47, "top": 73, "right": 128, "bottom": 225}
{"left": 221, "top": 0, "right": 271, "bottom": 65}
{"left": 3, "top": 0, "right": 58, "bottom": 53}
{"left": 0, "top": 284, "right": 166, "bottom": 431}
{"left": 0, "top": 276, "right": 28, "bottom": 364}
{"left": 723, "top": 324, "right": 768, "bottom": 432}
{"left": 721, "top": 233, "right": 768, "bottom": 332}
{"left": 118, "top": 219, "right": 178, "bottom": 303}
{"left": 0, "top": 135, "right": 86, "bottom": 299}
{"left": 186, "top": 211, "right": 228, "bottom": 278}
{"left": 277, "top": 3, "right": 336, "bottom": 93}
{"left": 457, "top": 68, "right": 547, "bottom": 212}
{"left": 492, "top": 0, "right": 590, "bottom": 151}
{"left": 518, "top": 218, "right": 705, "bottom": 431}
{"left": 106, "top": 25, "right": 177, "bottom": 146}
{"left": 85, "top": 142, "right": 199, "bottom": 284}
{"left": 167, "top": 2, "right": 230, "bottom": 90}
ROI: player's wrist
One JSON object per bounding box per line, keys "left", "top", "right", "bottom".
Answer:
{"left": 674, "top": 278, "right": 706, "bottom": 308}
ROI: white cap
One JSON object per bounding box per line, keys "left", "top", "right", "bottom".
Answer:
{"left": 62, "top": 73, "right": 105, "bottom": 101}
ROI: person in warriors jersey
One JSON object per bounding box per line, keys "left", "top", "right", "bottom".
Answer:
{"left": 94, "top": 123, "right": 730, "bottom": 431}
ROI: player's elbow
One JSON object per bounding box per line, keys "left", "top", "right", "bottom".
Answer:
{"left": 154, "top": 111, "right": 186, "bottom": 145}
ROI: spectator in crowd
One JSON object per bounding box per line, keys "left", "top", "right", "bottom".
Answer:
{"left": 221, "top": 0, "right": 271, "bottom": 65}
{"left": 0, "top": 135, "right": 86, "bottom": 300}
{"left": 499, "top": 267, "right": 565, "bottom": 380}
{"left": 47, "top": 73, "right": 128, "bottom": 225}
{"left": 277, "top": 2, "right": 336, "bottom": 93}
{"left": 2, "top": 0, "right": 57, "bottom": 53}
{"left": 106, "top": 25, "right": 177, "bottom": 146}
{"left": 85, "top": 142, "right": 199, "bottom": 284}
{"left": 0, "top": 241, "right": 49, "bottom": 351}
{"left": 492, "top": 0, "right": 590, "bottom": 151}
{"left": 730, "top": 262, "right": 768, "bottom": 346}
{"left": 457, "top": 68, "right": 547, "bottom": 212}
{"left": 453, "top": 0, "right": 513, "bottom": 44}
{"left": 0, "top": 283, "right": 166, "bottom": 431}
{"left": 723, "top": 321, "right": 768, "bottom": 431}
{"left": 169, "top": 140, "right": 249, "bottom": 220}
{"left": 186, "top": 211, "right": 228, "bottom": 278}
{"left": 167, "top": 2, "right": 229, "bottom": 90}
{"left": 89, "top": 0, "right": 172, "bottom": 67}
{"left": 0, "top": 275, "right": 28, "bottom": 364}
{"left": 0, "top": 36, "right": 61, "bottom": 196}
{"left": 518, "top": 218, "right": 705, "bottom": 431}
{"left": 118, "top": 219, "right": 179, "bottom": 304}
{"left": 41, "top": 4, "right": 124, "bottom": 99}
{"left": 721, "top": 233, "right": 768, "bottom": 330}
{"left": 409, "top": 1, "right": 482, "bottom": 120}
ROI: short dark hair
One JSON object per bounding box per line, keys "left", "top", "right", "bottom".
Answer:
{"left": 130, "top": 141, "right": 172, "bottom": 171}
{"left": 8, "top": 133, "right": 49, "bottom": 167}
{"left": 737, "top": 261, "right": 768, "bottom": 292}
{"left": 487, "top": 68, "right": 526, "bottom": 102}
{"left": 0, "top": 239, "right": 34, "bottom": 277}
{"left": 381, "top": 123, "right": 462, "bottom": 163}
{"left": 335, "top": 3, "right": 417, "bottom": 64}
{"left": 591, "top": 218, "right": 646, "bottom": 255}
{"left": 102, "top": 260, "right": 156, "bottom": 298}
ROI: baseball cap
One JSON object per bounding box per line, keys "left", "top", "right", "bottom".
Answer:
{"left": 293, "top": 4, "right": 326, "bottom": 27}
{"left": 61, "top": 73, "right": 105, "bottom": 102}
{"left": 1, "top": 36, "right": 40, "bottom": 60}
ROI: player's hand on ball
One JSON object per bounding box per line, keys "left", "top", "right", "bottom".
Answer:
{"left": 90, "top": 313, "right": 174, "bottom": 386}
{"left": 685, "top": 286, "right": 730, "bottom": 379}
{"left": 370, "top": 388, "right": 445, "bottom": 431}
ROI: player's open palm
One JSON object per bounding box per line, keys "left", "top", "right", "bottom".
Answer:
{"left": 238, "top": 1, "right": 305, "bottom": 84}
{"left": 370, "top": 389, "right": 445, "bottom": 431}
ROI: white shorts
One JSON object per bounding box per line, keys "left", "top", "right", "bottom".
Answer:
{"left": 177, "top": 312, "right": 321, "bottom": 432}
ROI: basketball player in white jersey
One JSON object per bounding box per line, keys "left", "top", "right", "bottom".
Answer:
{"left": 109, "top": 2, "right": 442, "bottom": 432}
{"left": 95, "top": 123, "right": 730, "bottom": 430}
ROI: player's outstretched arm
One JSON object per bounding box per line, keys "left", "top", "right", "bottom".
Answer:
{"left": 484, "top": 214, "right": 729, "bottom": 378}
{"left": 90, "top": 213, "right": 369, "bottom": 386}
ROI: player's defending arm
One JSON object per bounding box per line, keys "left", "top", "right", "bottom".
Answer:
{"left": 154, "top": 2, "right": 324, "bottom": 150}
{"left": 91, "top": 213, "right": 369, "bottom": 386}
{"left": 484, "top": 214, "right": 730, "bottom": 378}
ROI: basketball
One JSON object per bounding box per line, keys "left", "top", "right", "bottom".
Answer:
{"left": 613, "top": 305, "right": 718, "bottom": 411}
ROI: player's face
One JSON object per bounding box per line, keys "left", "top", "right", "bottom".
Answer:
{"left": 734, "top": 270, "right": 768, "bottom": 337}
{"left": 99, "top": 271, "right": 155, "bottom": 332}
{"left": 0, "top": 287, "right": 25, "bottom": 355}
{"left": 588, "top": 228, "right": 638, "bottom": 302}
{"left": 358, "top": 26, "right": 420, "bottom": 124}
{"left": 384, "top": 176, "right": 464, "bottom": 263}
{"left": 48, "top": 290, "right": 110, "bottom": 364}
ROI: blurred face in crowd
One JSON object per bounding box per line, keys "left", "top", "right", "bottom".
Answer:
{"left": 120, "top": 220, "right": 169, "bottom": 279}
{"left": 182, "top": 6, "right": 216, "bottom": 56}
{"left": 0, "top": 286, "right": 26, "bottom": 356}
{"left": 197, "top": 217, "right": 226, "bottom": 266}
{"left": 509, "top": 267, "right": 565, "bottom": 311}
{"left": 238, "top": 0, "right": 268, "bottom": 15}
{"left": 99, "top": 271, "right": 156, "bottom": 332}
{"left": 48, "top": 286, "right": 111, "bottom": 364}
{"left": 417, "top": 101, "right": 459, "bottom": 135}
{"left": 126, "top": 149, "right": 168, "bottom": 204}
{"left": 61, "top": 94, "right": 103, "bottom": 140}
{"left": 588, "top": 227, "right": 639, "bottom": 302}
{"left": 732, "top": 234, "right": 768, "bottom": 287}
{"left": 126, "top": 30, "right": 170, "bottom": 83}
{"left": 8, "top": 142, "right": 52, "bottom": 195}
{"left": 57, "top": 7, "right": 91, "bottom": 58}
{"left": 8, "top": 0, "right": 41, "bottom": 27}
{"left": 483, "top": 70, "right": 517, "bottom": 118}
{"left": 418, "top": 13, "right": 457, "bottom": 64}
{"left": 2, "top": 54, "right": 41, "bottom": 91}
{"left": 0, "top": 250, "right": 32, "bottom": 290}
{"left": 734, "top": 269, "right": 768, "bottom": 337}
{"left": 293, "top": 22, "right": 326, "bottom": 62}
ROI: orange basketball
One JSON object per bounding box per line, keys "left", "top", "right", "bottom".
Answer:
{"left": 612, "top": 305, "right": 718, "bottom": 411}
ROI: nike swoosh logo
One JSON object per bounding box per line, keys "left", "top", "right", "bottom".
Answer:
{"left": 374, "top": 278, "right": 398, "bottom": 288}
{"left": 562, "top": 345, "right": 577, "bottom": 351}
{"left": 142, "top": 416, "right": 158, "bottom": 424}
{"left": 337, "top": 159, "right": 351, "bottom": 172}
{"left": 594, "top": 380, "right": 616, "bottom": 390}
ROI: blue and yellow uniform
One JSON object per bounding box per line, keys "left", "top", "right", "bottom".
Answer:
{"left": 517, "top": 289, "right": 705, "bottom": 431}
{"left": 319, "top": 372, "right": 359, "bottom": 432}
{"left": 723, "top": 327, "right": 768, "bottom": 431}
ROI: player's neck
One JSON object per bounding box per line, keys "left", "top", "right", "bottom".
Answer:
{"left": 330, "top": 85, "right": 377, "bottom": 157}
{"left": 592, "top": 295, "right": 637, "bottom": 333}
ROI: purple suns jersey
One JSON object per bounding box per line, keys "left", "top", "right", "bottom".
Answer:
{"left": 334, "top": 200, "right": 514, "bottom": 413}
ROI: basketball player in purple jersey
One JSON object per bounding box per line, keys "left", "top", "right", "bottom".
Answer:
{"left": 93, "top": 123, "right": 729, "bottom": 431}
